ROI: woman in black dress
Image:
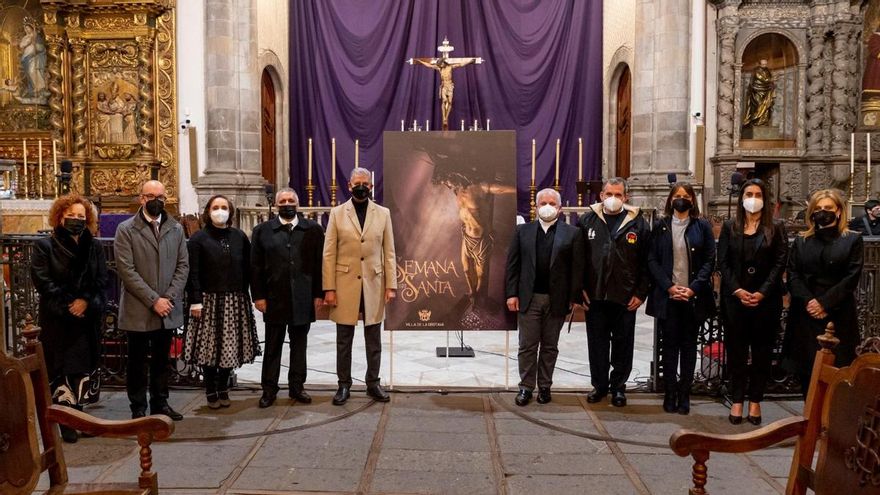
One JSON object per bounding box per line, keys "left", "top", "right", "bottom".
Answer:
{"left": 31, "top": 194, "right": 108, "bottom": 443}
{"left": 185, "top": 195, "right": 260, "bottom": 408}
{"left": 646, "top": 182, "right": 716, "bottom": 415}
{"left": 717, "top": 179, "right": 787, "bottom": 425}
{"left": 786, "top": 188, "right": 863, "bottom": 396}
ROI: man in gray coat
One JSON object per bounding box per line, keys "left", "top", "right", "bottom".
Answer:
{"left": 115, "top": 180, "right": 189, "bottom": 420}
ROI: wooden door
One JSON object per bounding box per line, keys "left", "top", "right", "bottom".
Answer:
{"left": 616, "top": 66, "right": 632, "bottom": 179}
{"left": 260, "top": 69, "right": 276, "bottom": 185}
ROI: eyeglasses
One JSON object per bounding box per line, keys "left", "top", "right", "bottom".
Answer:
{"left": 142, "top": 194, "right": 167, "bottom": 202}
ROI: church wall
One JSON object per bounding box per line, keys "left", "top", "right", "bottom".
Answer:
{"left": 603, "top": 0, "right": 636, "bottom": 180}
{"left": 176, "top": 0, "right": 208, "bottom": 214}
{"left": 256, "top": 0, "right": 289, "bottom": 189}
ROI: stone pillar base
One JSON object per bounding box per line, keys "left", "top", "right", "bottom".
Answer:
{"left": 193, "top": 173, "right": 268, "bottom": 211}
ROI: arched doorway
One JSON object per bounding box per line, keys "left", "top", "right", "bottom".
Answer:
{"left": 260, "top": 68, "right": 276, "bottom": 185}
{"left": 615, "top": 66, "right": 632, "bottom": 179}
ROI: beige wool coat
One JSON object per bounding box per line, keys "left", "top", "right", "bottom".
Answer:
{"left": 322, "top": 199, "right": 397, "bottom": 326}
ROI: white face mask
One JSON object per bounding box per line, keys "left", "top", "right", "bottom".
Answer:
{"left": 742, "top": 197, "right": 763, "bottom": 214}
{"left": 603, "top": 196, "right": 623, "bottom": 213}
{"left": 537, "top": 204, "right": 559, "bottom": 222}
{"left": 210, "top": 209, "right": 230, "bottom": 225}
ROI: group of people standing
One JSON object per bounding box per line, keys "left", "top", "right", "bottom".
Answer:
{"left": 30, "top": 172, "right": 864, "bottom": 443}
{"left": 506, "top": 178, "right": 864, "bottom": 425}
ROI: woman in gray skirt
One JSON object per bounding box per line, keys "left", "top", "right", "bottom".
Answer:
{"left": 185, "top": 195, "right": 260, "bottom": 408}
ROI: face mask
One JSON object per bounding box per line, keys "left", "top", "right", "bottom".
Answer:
{"left": 210, "top": 209, "right": 229, "bottom": 225}
{"left": 278, "top": 205, "right": 297, "bottom": 220}
{"left": 671, "top": 198, "right": 692, "bottom": 213}
{"left": 537, "top": 204, "right": 559, "bottom": 222}
{"left": 603, "top": 196, "right": 623, "bottom": 213}
{"left": 352, "top": 184, "right": 370, "bottom": 201}
{"left": 811, "top": 209, "right": 837, "bottom": 228}
{"left": 742, "top": 197, "right": 764, "bottom": 214}
{"left": 63, "top": 218, "right": 86, "bottom": 236}
{"left": 145, "top": 198, "right": 164, "bottom": 217}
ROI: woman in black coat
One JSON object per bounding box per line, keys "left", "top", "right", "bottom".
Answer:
{"left": 646, "top": 182, "right": 716, "bottom": 415}
{"left": 717, "top": 179, "right": 787, "bottom": 425}
{"left": 184, "top": 195, "right": 260, "bottom": 408}
{"left": 31, "top": 194, "right": 108, "bottom": 443}
{"left": 786, "top": 188, "right": 863, "bottom": 396}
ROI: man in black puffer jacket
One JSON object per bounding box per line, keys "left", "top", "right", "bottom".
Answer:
{"left": 579, "top": 177, "right": 650, "bottom": 407}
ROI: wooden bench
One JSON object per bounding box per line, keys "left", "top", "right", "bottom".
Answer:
{"left": 0, "top": 317, "right": 174, "bottom": 494}
{"left": 670, "top": 322, "right": 880, "bottom": 494}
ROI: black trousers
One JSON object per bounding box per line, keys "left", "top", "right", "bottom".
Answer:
{"left": 659, "top": 300, "right": 699, "bottom": 394}
{"left": 261, "top": 322, "right": 310, "bottom": 395}
{"left": 585, "top": 300, "right": 636, "bottom": 393}
{"left": 126, "top": 328, "right": 172, "bottom": 413}
{"left": 725, "top": 299, "right": 777, "bottom": 403}
{"left": 337, "top": 322, "right": 382, "bottom": 388}
{"left": 517, "top": 294, "right": 566, "bottom": 390}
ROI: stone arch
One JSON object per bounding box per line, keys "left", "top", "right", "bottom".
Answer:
{"left": 736, "top": 28, "right": 803, "bottom": 65}
{"left": 606, "top": 45, "right": 634, "bottom": 180}
{"left": 258, "top": 50, "right": 288, "bottom": 189}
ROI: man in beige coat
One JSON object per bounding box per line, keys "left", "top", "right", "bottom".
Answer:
{"left": 323, "top": 167, "right": 397, "bottom": 405}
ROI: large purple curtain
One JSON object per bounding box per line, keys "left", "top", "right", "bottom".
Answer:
{"left": 289, "top": 0, "right": 603, "bottom": 213}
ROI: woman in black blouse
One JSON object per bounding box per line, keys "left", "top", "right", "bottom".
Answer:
{"left": 718, "top": 179, "right": 787, "bottom": 425}
{"left": 185, "top": 195, "right": 260, "bottom": 408}
{"left": 786, "top": 188, "right": 863, "bottom": 396}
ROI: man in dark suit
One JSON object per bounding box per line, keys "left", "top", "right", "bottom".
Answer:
{"left": 505, "top": 188, "right": 585, "bottom": 406}
{"left": 251, "top": 188, "right": 325, "bottom": 408}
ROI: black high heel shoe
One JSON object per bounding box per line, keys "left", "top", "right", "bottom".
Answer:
{"left": 746, "top": 415, "right": 762, "bottom": 426}
{"left": 728, "top": 414, "right": 744, "bottom": 425}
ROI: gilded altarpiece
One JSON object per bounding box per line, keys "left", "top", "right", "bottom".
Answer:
{"left": 0, "top": 0, "right": 177, "bottom": 212}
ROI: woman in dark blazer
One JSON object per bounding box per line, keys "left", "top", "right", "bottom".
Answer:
{"left": 786, "top": 188, "right": 863, "bottom": 396}
{"left": 717, "top": 179, "right": 787, "bottom": 425}
{"left": 31, "top": 194, "right": 108, "bottom": 443}
{"left": 646, "top": 182, "right": 716, "bottom": 415}
{"left": 184, "top": 195, "right": 260, "bottom": 409}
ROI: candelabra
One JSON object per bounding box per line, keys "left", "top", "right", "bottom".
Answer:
{"left": 306, "top": 182, "right": 315, "bottom": 207}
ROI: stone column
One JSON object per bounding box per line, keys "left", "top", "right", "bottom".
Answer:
{"left": 805, "top": 25, "right": 827, "bottom": 155}
{"left": 830, "top": 24, "right": 851, "bottom": 156}
{"left": 716, "top": 17, "right": 737, "bottom": 156}
{"left": 629, "top": 0, "right": 693, "bottom": 208}
{"left": 195, "top": 0, "right": 265, "bottom": 207}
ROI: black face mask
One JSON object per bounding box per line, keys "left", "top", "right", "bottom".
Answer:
{"left": 352, "top": 185, "right": 370, "bottom": 201}
{"left": 671, "top": 198, "right": 692, "bottom": 213}
{"left": 63, "top": 218, "right": 86, "bottom": 236}
{"left": 145, "top": 198, "right": 165, "bottom": 217}
{"left": 278, "top": 205, "right": 297, "bottom": 220}
{"left": 811, "top": 210, "right": 837, "bottom": 228}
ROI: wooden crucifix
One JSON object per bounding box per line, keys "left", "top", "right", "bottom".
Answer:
{"left": 407, "top": 38, "right": 483, "bottom": 130}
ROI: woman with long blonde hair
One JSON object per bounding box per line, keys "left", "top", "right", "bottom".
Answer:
{"left": 785, "top": 189, "right": 863, "bottom": 395}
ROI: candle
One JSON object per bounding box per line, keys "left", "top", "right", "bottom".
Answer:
{"left": 22, "top": 139, "right": 27, "bottom": 197}
{"left": 555, "top": 138, "right": 560, "bottom": 182}
{"left": 868, "top": 133, "right": 872, "bottom": 182}
{"left": 371, "top": 171, "right": 375, "bottom": 185}
{"left": 307, "top": 138, "right": 313, "bottom": 182}
{"left": 426, "top": 120, "right": 429, "bottom": 131}
{"left": 851, "top": 133, "right": 856, "bottom": 178}
{"left": 461, "top": 120, "right": 465, "bottom": 131}
{"left": 487, "top": 119, "right": 490, "bottom": 131}
{"left": 413, "top": 119, "right": 417, "bottom": 131}
{"left": 474, "top": 119, "right": 478, "bottom": 131}
{"left": 52, "top": 139, "right": 57, "bottom": 177}
{"left": 355, "top": 139, "right": 359, "bottom": 167}
{"left": 401, "top": 120, "right": 404, "bottom": 132}
{"left": 331, "top": 138, "right": 336, "bottom": 182}
{"left": 38, "top": 140, "right": 43, "bottom": 198}
{"left": 578, "top": 137, "right": 583, "bottom": 180}
{"left": 531, "top": 139, "right": 536, "bottom": 184}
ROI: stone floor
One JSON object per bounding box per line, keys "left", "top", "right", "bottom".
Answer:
{"left": 40, "top": 389, "right": 802, "bottom": 495}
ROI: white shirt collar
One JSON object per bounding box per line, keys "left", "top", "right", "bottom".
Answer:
{"left": 143, "top": 210, "right": 162, "bottom": 224}
{"left": 279, "top": 215, "right": 299, "bottom": 228}
{"left": 538, "top": 217, "right": 558, "bottom": 233}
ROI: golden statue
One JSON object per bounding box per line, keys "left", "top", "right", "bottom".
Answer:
{"left": 408, "top": 38, "right": 482, "bottom": 130}
{"left": 742, "top": 59, "right": 775, "bottom": 128}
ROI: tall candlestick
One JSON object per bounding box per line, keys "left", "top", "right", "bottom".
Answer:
{"left": 307, "top": 138, "right": 313, "bottom": 182}
{"left": 38, "top": 140, "right": 43, "bottom": 199}
{"left": 331, "top": 138, "right": 336, "bottom": 181}
{"left": 851, "top": 132, "right": 856, "bottom": 200}
{"left": 531, "top": 139, "right": 536, "bottom": 184}
{"left": 555, "top": 138, "right": 560, "bottom": 183}
{"left": 355, "top": 139, "right": 359, "bottom": 167}
{"left": 461, "top": 120, "right": 465, "bottom": 131}
{"left": 52, "top": 139, "right": 58, "bottom": 176}
{"left": 578, "top": 137, "right": 583, "bottom": 181}
{"left": 22, "top": 139, "right": 28, "bottom": 198}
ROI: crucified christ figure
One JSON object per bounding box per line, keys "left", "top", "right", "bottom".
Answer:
{"left": 408, "top": 38, "right": 482, "bottom": 130}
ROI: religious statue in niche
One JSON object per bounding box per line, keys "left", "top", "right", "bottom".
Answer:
{"left": 743, "top": 59, "right": 775, "bottom": 128}
{"left": 408, "top": 38, "right": 482, "bottom": 131}
{"left": 91, "top": 76, "right": 139, "bottom": 146}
